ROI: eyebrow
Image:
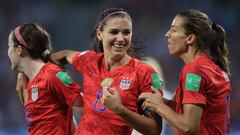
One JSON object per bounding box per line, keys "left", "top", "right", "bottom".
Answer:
{"left": 108, "top": 28, "right": 131, "bottom": 31}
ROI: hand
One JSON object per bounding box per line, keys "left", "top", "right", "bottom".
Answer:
{"left": 49, "top": 53, "right": 63, "bottom": 67}
{"left": 16, "top": 72, "right": 28, "bottom": 104}
{"left": 101, "top": 86, "right": 124, "bottom": 114}
{"left": 138, "top": 87, "right": 164, "bottom": 112}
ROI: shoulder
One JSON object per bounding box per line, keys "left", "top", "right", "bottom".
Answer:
{"left": 43, "top": 62, "right": 75, "bottom": 86}
{"left": 131, "top": 58, "right": 157, "bottom": 78}
{"left": 41, "top": 62, "right": 66, "bottom": 82}
{"left": 133, "top": 58, "right": 155, "bottom": 72}
{"left": 183, "top": 55, "right": 217, "bottom": 76}
{"left": 73, "top": 50, "right": 103, "bottom": 61}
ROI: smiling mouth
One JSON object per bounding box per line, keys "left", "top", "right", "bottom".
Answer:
{"left": 113, "top": 44, "right": 125, "bottom": 48}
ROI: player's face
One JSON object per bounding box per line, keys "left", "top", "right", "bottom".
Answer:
{"left": 7, "top": 34, "right": 20, "bottom": 70}
{"left": 98, "top": 17, "right": 132, "bottom": 60}
{"left": 165, "top": 16, "right": 188, "bottom": 56}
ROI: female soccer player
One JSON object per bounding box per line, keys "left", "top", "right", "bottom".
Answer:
{"left": 139, "top": 9, "right": 231, "bottom": 135}
{"left": 8, "top": 23, "right": 83, "bottom": 135}
{"left": 50, "top": 8, "right": 163, "bottom": 135}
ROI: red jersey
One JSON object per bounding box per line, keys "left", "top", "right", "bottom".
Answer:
{"left": 175, "top": 54, "right": 231, "bottom": 135}
{"left": 23, "top": 62, "right": 82, "bottom": 135}
{"left": 72, "top": 51, "right": 163, "bottom": 135}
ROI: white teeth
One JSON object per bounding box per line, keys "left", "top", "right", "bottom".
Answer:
{"left": 113, "top": 44, "right": 124, "bottom": 48}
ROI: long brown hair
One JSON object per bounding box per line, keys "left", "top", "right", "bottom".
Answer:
{"left": 178, "top": 9, "right": 230, "bottom": 75}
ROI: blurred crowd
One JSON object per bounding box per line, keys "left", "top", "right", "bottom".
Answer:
{"left": 0, "top": 0, "right": 239, "bottom": 134}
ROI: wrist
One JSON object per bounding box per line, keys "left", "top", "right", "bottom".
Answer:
{"left": 114, "top": 104, "right": 125, "bottom": 115}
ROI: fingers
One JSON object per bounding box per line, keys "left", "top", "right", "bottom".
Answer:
{"left": 101, "top": 87, "right": 113, "bottom": 104}
{"left": 138, "top": 93, "right": 151, "bottom": 101}
{"left": 141, "top": 99, "right": 151, "bottom": 111}
{"left": 151, "top": 86, "right": 161, "bottom": 95}
{"left": 108, "top": 86, "right": 118, "bottom": 95}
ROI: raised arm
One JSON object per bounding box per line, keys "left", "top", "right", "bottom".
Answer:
{"left": 50, "top": 50, "right": 78, "bottom": 65}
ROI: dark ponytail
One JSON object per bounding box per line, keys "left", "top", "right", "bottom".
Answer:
{"left": 209, "top": 24, "right": 230, "bottom": 75}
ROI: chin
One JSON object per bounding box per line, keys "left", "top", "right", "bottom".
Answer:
{"left": 11, "top": 64, "right": 18, "bottom": 71}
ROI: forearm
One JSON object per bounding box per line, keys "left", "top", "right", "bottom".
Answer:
{"left": 116, "top": 106, "right": 161, "bottom": 135}
{"left": 72, "top": 116, "right": 77, "bottom": 135}
{"left": 50, "top": 50, "right": 76, "bottom": 65}
{"left": 72, "top": 96, "right": 84, "bottom": 117}
{"left": 163, "top": 98, "right": 176, "bottom": 109}
{"left": 155, "top": 104, "right": 196, "bottom": 134}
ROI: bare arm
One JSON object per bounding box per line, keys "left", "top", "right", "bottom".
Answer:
{"left": 157, "top": 103, "right": 202, "bottom": 134}
{"left": 71, "top": 95, "right": 84, "bottom": 134}
{"left": 72, "top": 95, "right": 84, "bottom": 117}
{"left": 16, "top": 72, "right": 28, "bottom": 104}
{"left": 163, "top": 93, "right": 176, "bottom": 109}
{"left": 102, "top": 87, "right": 162, "bottom": 135}
{"left": 50, "top": 50, "right": 78, "bottom": 65}
{"left": 139, "top": 89, "right": 202, "bottom": 135}
{"left": 117, "top": 106, "right": 162, "bottom": 135}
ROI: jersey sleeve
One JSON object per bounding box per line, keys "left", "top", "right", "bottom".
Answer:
{"left": 48, "top": 70, "right": 82, "bottom": 106}
{"left": 138, "top": 65, "right": 164, "bottom": 95}
{"left": 71, "top": 50, "right": 94, "bottom": 73}
{"left": 181, "top": 65, "right": 207, "bottom": 105}
{"left": 137, "top": 65, "right": 164, "bottom": 114}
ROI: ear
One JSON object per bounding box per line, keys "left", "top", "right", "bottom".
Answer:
{"left": 185, "top": 34, "right": 196, "bottom": 46}
{"left": 96, "top": 28, "right": 102, "bottom": 41}
{"left": 16, "top": 45, "right": 25, "bottom": 57}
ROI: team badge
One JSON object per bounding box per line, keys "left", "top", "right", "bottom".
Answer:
{"left": 119, "top": 79, "right": 131, "bottom": 90}
{"left": 56, "top": 71, "right": 73, "bottom": 87}
{"left": 151, "top": 73, "right": 163, "bottom": 89}
{"left": 186, "top": 73, "right": 201, "bottom": 92}
{"left": 31, "top": 85, "right": 38, "bottom": 102}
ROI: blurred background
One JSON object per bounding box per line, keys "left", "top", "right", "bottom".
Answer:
{"left": 0, "top": 0, "right": 239, "bottom": 134}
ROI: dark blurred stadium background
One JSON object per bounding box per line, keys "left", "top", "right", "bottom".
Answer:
{"left": 0, "top": 0, "right": 239, "bottom": 134}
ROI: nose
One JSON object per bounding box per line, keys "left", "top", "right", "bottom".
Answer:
{"left": 116, "top": 33, "right": 124, "bottom": 42}
{"left": 165, "top": 30, "right": 170, "bottom": 38}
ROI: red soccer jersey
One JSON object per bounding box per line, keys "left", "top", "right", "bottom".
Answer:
{"left": 23, "top": 62, "right": 82, "bottom": 135}
{"left": 72, "top": 51, "right": 163, "bottom": 135}
{"left": 175, "top": 54, "right": 231, "bottom": 135}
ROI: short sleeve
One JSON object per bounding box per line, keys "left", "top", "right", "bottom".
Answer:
{"left": 181, "top": 66, "right": 207, "bottom": 105}
{"left": 48, "top": 70, "right": 82, "bottom": 106}
{"left": 71, "top": 50, "right": 94, "bottom": 73}
{"left": 138, "top": 65, "right": 163, "bottom": 95}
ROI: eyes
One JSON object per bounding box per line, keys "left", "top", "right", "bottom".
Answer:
{"left": 108, "top": 29, "right": 131, "bottom": 36}
{"left": 169, "top": 27, "right": 177, "bottom": 33}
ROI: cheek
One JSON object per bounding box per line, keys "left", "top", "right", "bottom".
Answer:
{"left": 7, "top": 48, "right": 13, "bottom": 59}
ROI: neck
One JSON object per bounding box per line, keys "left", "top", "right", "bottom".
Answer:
{"left": 180, "top": 47, "right": 201, "bottom": 64}
{"left": 18, "top": 58, "right": 46, "bottom": 80}
{"left": 105, "top": 54, "right": 131, "bottom": 71}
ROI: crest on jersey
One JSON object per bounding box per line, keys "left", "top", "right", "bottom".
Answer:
{"left": 31, "top": 85, "right": 38, "bottom": 102}
{"left": 119, "top": 79, "right": 131, "bottom": 90}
